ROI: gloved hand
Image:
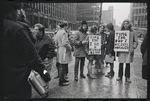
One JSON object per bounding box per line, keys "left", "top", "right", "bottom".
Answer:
{"left": 40, "top": 70, "right": 51, "bottom": 82}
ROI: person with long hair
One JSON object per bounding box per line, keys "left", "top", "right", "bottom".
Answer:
{"left": 95, "top": 24, "right": 107, "bottom": 74}
{"left": 116, "top": 20, "right": 138, "bottom": 83}
{"left": 73, "top": 21, "right": 88, "bottom": 81}
{"left": 84, "top": 26, "right": 99, "bottom": 79}
{"left": 104, "top": 23, "right": 115, "bottom": 78}
{"left": 55, "top": 21, "right": 72, "bottom": 86}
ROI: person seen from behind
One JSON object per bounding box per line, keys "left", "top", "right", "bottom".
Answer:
{"left": 2, "top": 3, "right": 50, "bottom": 98}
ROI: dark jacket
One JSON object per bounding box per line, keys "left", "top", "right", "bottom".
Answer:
{"left": 3, "top": 19, "right": 50, "bottom": 97}
{"left": 35, "top": 35, "right": 56, "bottom": 60}
{"left": 105, "top": 30, "right": 115, "bottom": 56}
{"left": 17, "top": 21, "right": 36, "bottom": 44}
{"left": 141, "top": 33, "right": 147, "bottom": 66}
{"left": 100, "top": 31, "right": 107, "bottom": 50}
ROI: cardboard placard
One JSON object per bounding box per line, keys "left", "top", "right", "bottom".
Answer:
{"left": 88, "top": 35, "right": 101, "bottom": 55}
{"left": 114, "top": 31, "right": 130, "bottom": 52}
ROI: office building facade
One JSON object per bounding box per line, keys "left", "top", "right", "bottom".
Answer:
{"left": 23, "top": 3, "right": 77, "bottom": 30}
{"left": 130, "top": 3, "right": 147, "bottom": 28}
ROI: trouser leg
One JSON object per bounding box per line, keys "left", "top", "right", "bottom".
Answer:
{"left": 59, "top": 64, "right": 65, "bottom": 83}
{"left": 74, "top": 57, "right": 80, "bottom": 78}
{"left": 125, "top": 63, "right": 130, "bottom": 78}
{"left": 64, "top": 64, "right": 68, "bottom": 78}
{"left": 80, "top": 57, "right": 85, "bottom": 75}
{"left": 110, "top": 63, "right": 114, "bottom": 73}
{"left": 56, "top": 62, "right": 60, "bottom": 76}
{"left": 118, "top": 63, "right": 123, "bottom": 78}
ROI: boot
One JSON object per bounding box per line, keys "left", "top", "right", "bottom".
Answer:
{"left": 116, "top": 77, "right": 122, "bottom": 81}
{"left": 126, "top": 78, "right": 131, "bottom": 83}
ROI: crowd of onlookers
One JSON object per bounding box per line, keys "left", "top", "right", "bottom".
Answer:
{"left": 2, "top": 3, "right": 148, "bottom": 99}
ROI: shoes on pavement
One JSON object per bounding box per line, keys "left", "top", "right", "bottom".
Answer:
{"left": 74, "top": 77, "right": 78, "bottom": 81}
{"left": 63, "top": 79, "right": 69, "bottom": 83}
{"left": 59, "top": 82, "right": 69, "bottom": 86}
{"left": 116, "top": 77, "right": 122, "bottom": 81}
{"left": 80, "top": 74, "right": 86, "bottom": 78}
{"left": 54, "top": 75, "right": 59, "bottom": 79}
{"left": 89, "top": 74, "right": 97, "bottom": 79}
{"left": 126, "top": 78, "right": 131, "bottom": 83}
{"left": 64, "top": 76, "right": 68, "bottom": 79}
{"left": 87, "top": 74, "right": 90, "bottom": 77}
{"left": 105, "top": 72, "right": 114, "bottom": 78}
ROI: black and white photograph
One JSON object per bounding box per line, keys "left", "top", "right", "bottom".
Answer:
{"left": 2, "top": 2, "right": 148, "bottom": 99}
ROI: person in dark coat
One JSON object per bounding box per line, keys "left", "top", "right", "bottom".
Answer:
{"left": 140, "top": 33, "right": 147, "bottom": 80}
{"left": 2, "top": 3, "right": 50, "bottom": 98}
{"left": 17, "top": 8, "right": 36, "bottom": 44}
{"left": 104, "top": 23, "right": 115, "bottom": 78}
{"left": 73, "top": 21, "right": 88, "bottom": 81}
{"left": 34, "top": 23, "right": 56, "bottom": 72}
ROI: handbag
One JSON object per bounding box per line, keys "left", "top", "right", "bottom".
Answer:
{"left": 105, "top": 55, "right": 114, "bottom": 63}
{"left": 28, "top": 70, "right": 48, "bottom": 98}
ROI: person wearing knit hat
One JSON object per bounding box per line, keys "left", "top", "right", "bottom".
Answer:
{"left": 73, "top": 21, "right": 88, "bottom": 81}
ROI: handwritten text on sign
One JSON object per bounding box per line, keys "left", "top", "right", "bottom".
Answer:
{"left": 89, "top": 35, "right": 101, "bottom": 55}
{"left": 114, "top": 31, "right": 129, "bottom": 52}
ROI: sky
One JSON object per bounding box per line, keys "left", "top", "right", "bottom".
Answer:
{"left": 102, "top": 3, "right": 131, "bottom": 26}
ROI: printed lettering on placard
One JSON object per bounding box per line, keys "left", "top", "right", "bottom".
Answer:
{"left": 88, "top": 35, "right": 101, "bottom": 55}
{"left": 114, "top": 31, "right": 130, "bottom": 52}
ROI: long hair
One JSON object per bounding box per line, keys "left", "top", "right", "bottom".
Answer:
{"left": 78, "top": 25, "right": 88, "bottom": 33}
{"left": 106, "top": 23, "right": 114, "bottom": 31}
{"left": 121, "top": 20, "right": 133, "bottom": 32}
{"left": 98, "top": 24, "right": 105, "bottom": 32}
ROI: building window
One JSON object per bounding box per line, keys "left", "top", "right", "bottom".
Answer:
{"left": 145, "top": 15, "right": 147, "bottom": 21}
{"left": 139, "top": 9, "right": 141, "bottom": 13}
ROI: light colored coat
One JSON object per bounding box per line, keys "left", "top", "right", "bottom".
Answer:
{"left": 55, "top": 29, "right": 72, "bottom": 64}
{"left": 118, "top": 31, "right": 138, "bottom": 63}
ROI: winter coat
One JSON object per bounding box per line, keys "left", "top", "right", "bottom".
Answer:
{"left": 35, "top": 35, "right": 56, "bottom": 61}
{"left": 105, "top": 30, "right": 115, "bottom": 56}
{"left": 73, "top": 30, "right": 87, "bottom": 57}
{"left": 100, "top": 32, "right": 107, "bottom": 50}
{"left": 55, "top": 29, "right": 72, "bottom": 64}
{"left": 141, "top": 33, "right": 147, "bottom": 66}
{"left": 3, "top": 19, "right": 46, "bottom": 97}
{"left": 117, "top": 31, "right": 138, "bottom": 63}
{"left": 17, "top": 21, "right": 36, "bottom": 44}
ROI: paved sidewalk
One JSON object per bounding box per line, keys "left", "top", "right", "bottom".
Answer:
{"left": 31, "top": 42, "right": 147, "bottom": 98}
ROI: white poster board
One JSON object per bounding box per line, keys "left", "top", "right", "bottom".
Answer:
{"left": 114, "top": 31, "right": 130, "bottom": 52}
{"left": 88, "top": 35, "right": 101, "bottom": 55}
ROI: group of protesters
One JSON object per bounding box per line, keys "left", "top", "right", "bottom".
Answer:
{"left": 3, "top": 3, "right": 148, "bottom": 99}
{"left": 53, "top": 18, "right": 139, "bottom": 86}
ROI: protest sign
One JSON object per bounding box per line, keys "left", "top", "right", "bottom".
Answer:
{"left": 88, "top": 35, "right": 101, "bottom": 55}
{"left": 114, "top": 31, "right": 130, "bottom": 52}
